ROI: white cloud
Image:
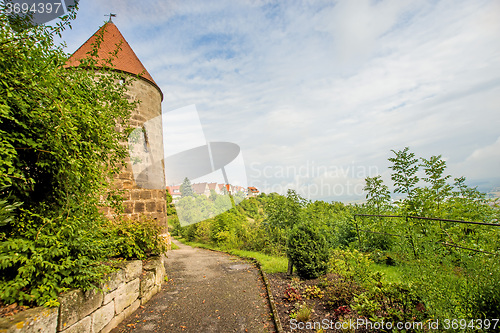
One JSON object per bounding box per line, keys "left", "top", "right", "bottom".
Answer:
{"left": 450, "top": 136, "right": 500, "bottom": 181}
{"left": 61, "top": 0, "right": 500, "bottom": 200}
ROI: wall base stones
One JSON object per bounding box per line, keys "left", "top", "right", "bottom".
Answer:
{"left": 0, "top": 307, "right": 58, "bottom": 333}
{"left": 0, "top": 255, "right": 166, "bottom": 333}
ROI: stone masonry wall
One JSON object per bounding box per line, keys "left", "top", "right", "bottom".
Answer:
{"left": 102, "top": 76, "right": 168, "bottom": 232}
{"left": 0, "top": 256, "right": 166, "bottom": 333}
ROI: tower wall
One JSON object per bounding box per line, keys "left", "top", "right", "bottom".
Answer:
{"left": 105, "top": 76, "right": 167, "bottom": 230}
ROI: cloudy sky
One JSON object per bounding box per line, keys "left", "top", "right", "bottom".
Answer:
{"left": 58, "top": 0, "right": 500, "bottom": 202}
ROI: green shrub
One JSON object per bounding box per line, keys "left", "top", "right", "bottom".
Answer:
{"left": 284, "top": 286, "right": 302, "bottom": 302}
{"left": 182, "top": 223, "right": 198, "bottom": 241}
{"left": 325, "top": 276, "right": 362, "bottom": 309}
{"left": 291, "top": 302, "right": 312, "bottom": 322}
{"left": 466, "top": 255, "right": 500, "bottom": 319}
{"left": 167, "top": 216, "right": 181, "bottom": 236}
{"left": 403, "top": 253, "right": 500, "bottom": 322}
{"left": 352, "top": 292, "right": 381, "bottom": 319}
{"left": 354, "top": 271, "right": 426, "bottom": 323}
{"left": 329, "top": 248, "right": 373, "bottom": 284}
{"left": 287, "top": 221, "right": 329, "bottom": 279}
{"left": 194, "top": 220, "right": 211, "bottom": 243}
{"left": 0, "top": 4, "right": 139, "bottom": 307}
{"left": 304, "top": 285, "right": 324, "bottom": 299}
{"left": 0, "top": 208, "right": 113, "bottom": 306}
{"left": 330, "top": 214, "right": 357, "bottom": 248}
{"left": 103, "top": 217, "right": 167, "bottom": 260}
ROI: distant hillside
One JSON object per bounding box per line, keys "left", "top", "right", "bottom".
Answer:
{"left": 488, "top": 186, "right": 500, "bottom": 199}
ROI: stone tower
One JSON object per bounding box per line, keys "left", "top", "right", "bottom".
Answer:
{"left": 66, "top": 21, "right": 168, "bottom": 230}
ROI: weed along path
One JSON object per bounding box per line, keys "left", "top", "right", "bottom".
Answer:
{"left": 110, "top": 239, "right": 276, "bottom": 333}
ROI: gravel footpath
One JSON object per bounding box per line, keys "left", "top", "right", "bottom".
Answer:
{"left": 110, "top": 239, "right": 276, "bottom": 333}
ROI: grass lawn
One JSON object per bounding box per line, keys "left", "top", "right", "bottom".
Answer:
{"left": 228, "top": 249, "right": 288, "bottom": 273}
{"left": 369, "top": 262, "right": 404, "bottom": 283}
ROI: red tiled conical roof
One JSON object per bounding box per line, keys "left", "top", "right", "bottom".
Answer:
{"left": 66, "top": 21, "right": 162, "bottom": 98}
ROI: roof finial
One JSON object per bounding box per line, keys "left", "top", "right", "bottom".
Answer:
{"left": 104, "top": 13, "right": 116, "bottom": 23}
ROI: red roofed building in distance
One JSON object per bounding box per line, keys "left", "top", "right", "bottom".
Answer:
{"left": 207, "top": 182, "right": 221, "bottom": 195}
{"left": 166, "top": 186, "right": 182, "bottom": 200}
{"left": 168, "top": 182, "right": 255, "bottom": 198}
{"left": 247, "top": 187, "right": 260, "bottom": 197}
{"left": 192, "top": 183, "right": 210, "bottom": 197}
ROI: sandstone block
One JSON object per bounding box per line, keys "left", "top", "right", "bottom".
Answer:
{"left": 121, "top": 180, "right": 134, "bottom": 190}
{"left": 114, "top": 278, "right": 140, "bottom": 314}
{"left": 123, "top": 202, "right": 133, "bottom": 214}
{"left": 101, "top": 299, "right": 140, "bottom": 333}
{"left": 140, "top": 271, "right": 155, "bottom": 298}
{"left": 140, "top": 286, "right": 156, "bottom": 305}
{"left": 91, "top": 301, "right": 115, "bottom": 333}
{"left": 146, "top": 201, "right": 156, "bottom": 212}
{"left": 156, "top": 202, "right": 165, "bottom": 213}
{"left": 118, "top": 172, "right": 132, "bottom": 180}
{"left": 143, "top": 256, "right": 165, "bottom": 287}
{"left": 123, "top": 260, "right": 142, "bottom": 281}
{"left": 101, "top": 269, "right": 126, "bottom": 294}
{"left": 130, "top": 190, "right": 141, "bottom": 200}
{"left": 58, "top": 289, "right": 103, "bottom": 331}
{"left": 59, "top": 316, "right": 91, "bottom": 333}
{"left": 134, "top": 202, "right": 145, "bottom": 213}
{"left": 0, "top": 306, "right": 58, "bottom": 333}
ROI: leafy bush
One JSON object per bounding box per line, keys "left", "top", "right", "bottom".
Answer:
{"left": 352, "top": 271, "right": 426, "bottom": 323}
{"left": 329, "top": 213, "right": 357, "bottom": 249}
{"left": 325, "top": 277, "right": 362, "bottom": 309}
{"left": 284, "top": 286, "right": 302, "bottom": 302}
{"left": 0, "top": 209, "right": 113, "bottom": 306}
{"left": 352, "top": 292, "right": 381, "bottom": 319}
{"left": 0, "top": 5, "right": 151, "bottom": 306}
{"left": 168, "top": 215, "right": 182, "bottom": 236}
{"left": 328, "top": 248, "right": 373, "bottom": 283}
{"left": 0, "top": 197, "right": 21, "bottom": 239}
{"left": 370, "top": 251, "right": 396, "bottom": 266}
{"left": 304, "top": 285, "right": 324, "bottom": 299}
{"left": 291, "top": 302, "right": 312, "bottom": 322}
{"left": 183, "top": 223, "right": 199, "bottom": 242}
{"left": 402, "top": 253, "right": 500, "bottom": 322}
{"left": 103, "top": 217, "right": 167, "bottom": 260}
{"left": 287, "top": 221, "right": 329, "bottom": 279}
{"left": 333, "top": 305, "right": 351, "bottom": 318}
{"left": 466, "top": 255, "right": 500, "bottom": 319}
{"left": 264, "top": 190, "right": 306, "bottom": 255}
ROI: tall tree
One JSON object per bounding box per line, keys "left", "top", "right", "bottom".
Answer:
{"left": 180, "top": 177, "right": 194, "bottom": 197}
{"left": 265, "top": 189, "right": 307, "bottom": 274}
{"left": 420, "top": 155, "right": 452, "bottom": 211}
{"left": 388, "top": 147, "right": 420, "bottom": 212}
{"left": 364, "top": 175, "right": 391, "bottom": 215}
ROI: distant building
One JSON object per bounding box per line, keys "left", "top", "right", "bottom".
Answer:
{"left": 247, "top": 186, "right": 259, "bottom": 197}
{"left": 168, "top": 182, "right": 255, "bottom": 198}
{"left": 166, "top": 185, "right": 182, "bottom": 199}
{"left": 218, "top": 184, "right": 229, "bottom": 194}
{"left": 192, "top": 183, "right": 210, "bottom": 197}
{"left": 207, "top": 182, "right": 221, "bottom": 195}
{"left": 233, "top": 185, "right": 247, "bottom": 195}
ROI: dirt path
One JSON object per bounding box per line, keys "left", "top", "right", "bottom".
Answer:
{"left": 110, "top": 239, "right": 276, "bottom": 333}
